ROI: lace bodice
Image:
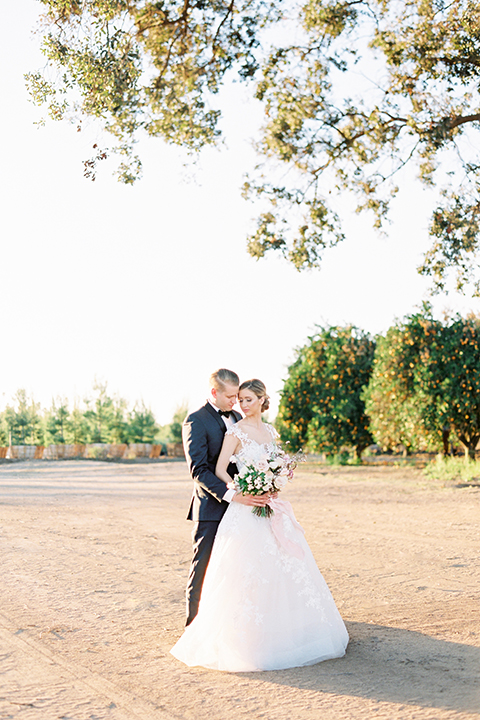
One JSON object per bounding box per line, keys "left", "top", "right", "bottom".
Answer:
{"left": 226, "top": 422, "right": 279, "bottom": 469}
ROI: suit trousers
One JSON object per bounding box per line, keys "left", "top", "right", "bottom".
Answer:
{"left": 185, "top": 520, "right": 219, "bottom": 626}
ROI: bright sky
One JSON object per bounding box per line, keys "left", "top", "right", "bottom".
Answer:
{"left": 1, "top": 2, "right": 477, "bottom": 424}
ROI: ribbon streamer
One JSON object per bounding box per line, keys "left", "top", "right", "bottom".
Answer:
{"left": 268, "top": 498, "right": 305, "bottom": 560}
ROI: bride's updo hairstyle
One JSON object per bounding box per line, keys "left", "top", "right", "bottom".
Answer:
{"left": 239, "top": 379, "right": 270, "bottom": 412}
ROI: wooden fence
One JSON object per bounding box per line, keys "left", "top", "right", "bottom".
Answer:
{"left": 1, "top": 443, "right": 184, "bottom": 460}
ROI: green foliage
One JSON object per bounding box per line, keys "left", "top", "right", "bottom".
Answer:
{"left": 277, "top": 325, "right": 375, "bottom": 459}
{"left": 127, "top": 402, "right": 159, "bottom": 443}
{"left": 3, "top": 390, "right": 44, "bottom": 445}
{"left": 44, "top": 398, "right": 70, "bottom": 444}
{"left": 248, "top": 0, "right": 480, "bottom": 292}
{"left": 0, "top": 384, "right": 162, "bottom": 447}
{"left": 82, "top": 382, "right": 131, "bottom": 443}
{"left": 364, "top": 306, "right": 480, "bottom": 458}
{"left": 169, "top": 402, "right": 189, "bottom": 443}
{"left": 64, "top": 404, "right": 90, "bottom": 444}
{"left": 424, "top": 456, "right": 480, "bottom": 484}
{"left": 0, "top": 416, "right": 8, "bottom": 446}
{"left": 438, "top": 313, "right": 480, "bottom": 458}
{"left": 364, "top": 309, "right": 444, "bottom": 453}
{"left": 325, "top": 451, "right": 351, "bottom": 466}
{"left": 27, "top": 0, "right": 278, "bottom": 179}
{"left": 28, "top": 0, "right": 480, "bottom": 290}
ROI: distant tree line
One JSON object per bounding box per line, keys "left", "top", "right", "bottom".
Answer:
{"left": 0, "top": 382, "right": 188, "bottom": 448}
{"left": 277, "top": 308, "right": 480, "bottom": 460}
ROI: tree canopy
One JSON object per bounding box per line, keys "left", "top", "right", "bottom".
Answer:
{"left": 27, "top": 0, "right": 277, "bottom": 181}
{"left": 28, "top": 0, "right": 480, "bottom": 290}
{"left": 363, "top": 310, "right": 445, "bottom": 454}
{"left": 364, "top": 306, "right": 480, "bottom": 458}
{"left": 277, "top": 325, "right": 375, "bottom": 459}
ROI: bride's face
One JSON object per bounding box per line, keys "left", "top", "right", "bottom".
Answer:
{"left": 239, "top": 389, "right": 263, "bottom": 417}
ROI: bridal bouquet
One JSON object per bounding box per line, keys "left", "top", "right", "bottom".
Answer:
{"left": 235, "top": 447, "right": 305, "bottom": 518}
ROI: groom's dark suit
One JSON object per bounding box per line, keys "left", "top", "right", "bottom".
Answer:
{"left": 182, "top": 402, "right": 241, "bottom": 625}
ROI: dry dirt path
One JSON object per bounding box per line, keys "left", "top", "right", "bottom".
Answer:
{"left": 0, "top": 460, "right": 478, "bottom": 720}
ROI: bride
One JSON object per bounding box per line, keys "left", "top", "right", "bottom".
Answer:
{"left": 170, "top": 379, "right": 348, "bottom": 671}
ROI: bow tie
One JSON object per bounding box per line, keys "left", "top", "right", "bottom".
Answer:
{"left": 218, "top": 410, "right": 231, "bottom": 418}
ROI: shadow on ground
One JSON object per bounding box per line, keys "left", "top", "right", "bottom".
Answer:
{"left": 242, "top": 622, "right": 480, "bottom": 715}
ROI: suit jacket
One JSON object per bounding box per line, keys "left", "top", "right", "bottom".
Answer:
{"left": 182, "top": 402, "right": 242, "bottom": 522}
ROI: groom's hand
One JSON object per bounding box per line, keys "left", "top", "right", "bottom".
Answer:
{"left": 232, "top": 492, "right": 270, "bottom": 507}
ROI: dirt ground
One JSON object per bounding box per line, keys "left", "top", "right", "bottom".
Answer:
{"left": 0, "top": 459, "right": 478, "bottom": 720}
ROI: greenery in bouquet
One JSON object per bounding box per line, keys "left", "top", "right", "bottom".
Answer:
{"left": 234, "top": 448, "right": 304, "bottom": 518}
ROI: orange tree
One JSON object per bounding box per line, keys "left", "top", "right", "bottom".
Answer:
{"left": 363, "top": 309, "right": 444, "bottom": 454}
{"left": 277, "top": 326, "right": 375, "bottom": 459}
{"left": 440, "top": 314, "right": 480, "bottom": 459}
{"left": 364, "top": 308, "right": 480, "bottom": 458}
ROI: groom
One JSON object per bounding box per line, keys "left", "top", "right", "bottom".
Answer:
{"left": 182, "top": 368, "right": 264, "bottom": 626}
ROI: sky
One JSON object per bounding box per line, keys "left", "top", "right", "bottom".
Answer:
{"left": 1, "top": 2, "right": 478, "bottom": 424}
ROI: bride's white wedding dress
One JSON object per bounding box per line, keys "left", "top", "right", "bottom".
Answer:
{"left": 170, "top": 423, "right": 348, "bottom": 672}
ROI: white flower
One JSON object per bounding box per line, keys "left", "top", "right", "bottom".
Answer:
{"left": 275, "top": 475, "right": 288, "bottom": 488}
{"left": 269, "top": 458, "right": 283, "bottom": 470}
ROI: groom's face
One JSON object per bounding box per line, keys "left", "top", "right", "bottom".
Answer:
{"left": 212, "top": 382, "right": 239, "bottom": 412}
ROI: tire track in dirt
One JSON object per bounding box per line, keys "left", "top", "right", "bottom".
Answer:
{"left": 0, "top": 616, "right": 180, "bottom": 720}
{"left": 1, "top": 460, "right": 479, "bottom": 720}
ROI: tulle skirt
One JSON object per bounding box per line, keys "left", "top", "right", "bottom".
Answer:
{"left": 171, "top": 501, "right": 349, "bottom": 672}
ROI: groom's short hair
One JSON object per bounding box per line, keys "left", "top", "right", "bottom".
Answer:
{"left": 210, "top": 368, "right": 239, "bottom": 390}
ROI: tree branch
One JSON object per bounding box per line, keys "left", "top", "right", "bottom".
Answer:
{"left": 448, "top": 113, "right": 480, "bottom": 129}
{"left": 211, "top": 0, "right": 235, "bottom": 53}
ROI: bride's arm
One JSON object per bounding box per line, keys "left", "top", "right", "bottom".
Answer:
{"left": 216, "top": 434, "right": 270, "bottom": 507}
{"left": 215, "top": 434, "right": 239, "bottom": 486}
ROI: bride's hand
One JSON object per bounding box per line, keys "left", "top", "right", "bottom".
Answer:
{"left": 232, "top": 492, "right": 270, "bottom": 507}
